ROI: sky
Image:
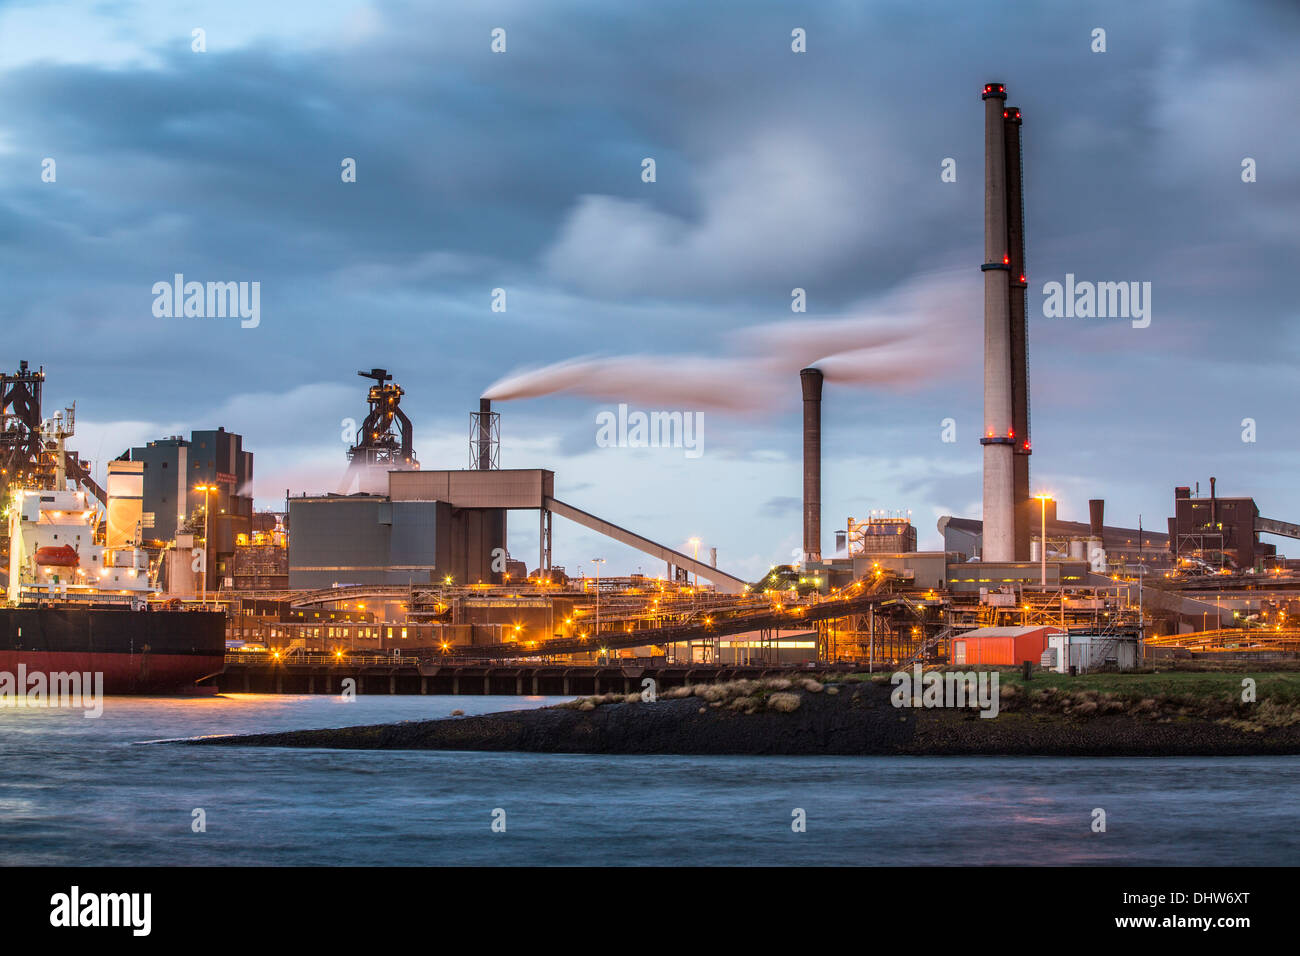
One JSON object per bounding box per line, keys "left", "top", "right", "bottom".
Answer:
{"left": 2, "top": 0, "right": 1298, "bottom": 580}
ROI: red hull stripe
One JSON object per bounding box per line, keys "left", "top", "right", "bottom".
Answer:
{"left": 0, "top": 651, "right": 225, "bottom": 694}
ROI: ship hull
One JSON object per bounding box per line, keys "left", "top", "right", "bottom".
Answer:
{"left": 0, "top": 606, "right": 225, "bottom": 694}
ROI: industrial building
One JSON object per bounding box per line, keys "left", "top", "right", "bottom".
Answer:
{"left": 951, "top": 626, "right": 1062, "bottom": 667}
{"left": 844, "top": 514, "right": 918, "bottom": 555}
{"left": 1165, "top": 479, "right": 1299, "bottom": 571}
{"left": 232, "top": 513, "right": 289, "bottom": 590}
{"left": 287, "top": 380, "right": 747, "bottom": 593}
{"left": 288, "top": 477, "right": 514, "bottom": 588}
{"left": 938, "top": 497, "right": 1169, "bottom": 569}
{"left": 127, "top": 426, "right": 254, "bottom": 592}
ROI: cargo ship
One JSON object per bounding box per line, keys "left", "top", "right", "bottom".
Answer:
{"left": 4, "top": 487, "right": 226, "bottom": 693}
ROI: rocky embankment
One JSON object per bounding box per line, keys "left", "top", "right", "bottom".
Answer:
{"left": 186, "top": 674, "right": 1300, "bottom": 756}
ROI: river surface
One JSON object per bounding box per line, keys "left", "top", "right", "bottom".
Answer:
{"left": 0, "top": 693, "right": 1295, "bottom": 866}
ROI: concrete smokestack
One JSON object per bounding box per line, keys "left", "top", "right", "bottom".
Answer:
{"left": 800, "top": 367, "right": 824, "bottom": 563}
{"left": 980, "top": 82, "right": 1015, "bottom": 562}
{"left": 1004, "top": 104, "right": 1032, "bottom": 561}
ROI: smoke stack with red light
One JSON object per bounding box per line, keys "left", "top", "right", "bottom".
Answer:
{"left": 800, "top": 367, "right": 824, "bottom": 563}
{"left": 980, "top": 81, "right": 1016, "bottom": 561}
{"left": 1005, "top": 102, "right": 1032, "bottom": 560}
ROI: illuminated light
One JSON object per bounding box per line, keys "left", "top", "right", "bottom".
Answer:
{"left": 1002, "top": 254, "right": 1010, "bottom": 264}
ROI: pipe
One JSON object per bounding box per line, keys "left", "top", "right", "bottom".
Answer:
{"left": 980, "top": 81, "right": 1015, "bottom": 562}
{"left": 800, "top": 367, "right": 824, "bottom": 563}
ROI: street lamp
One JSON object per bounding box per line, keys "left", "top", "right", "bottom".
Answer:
{"left": 1131, "top": 563, "right": 1149, "bottom": 642}
{"left": 194, "top": 484, "right": 216, "bottom": 604}
{"left": 1033, "top": 493, "right": 1054, "bottom": 589}
{"left": 592, "top": 557, "right": 606, "bottom": 662}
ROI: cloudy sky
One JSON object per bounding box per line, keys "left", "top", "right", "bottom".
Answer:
{"left": 2, "top": 0, "right": 1298, "bottom": 579}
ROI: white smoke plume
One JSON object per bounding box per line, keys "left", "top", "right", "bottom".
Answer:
{"left": 482, "top": 269, "right": 974, "bottom": 412}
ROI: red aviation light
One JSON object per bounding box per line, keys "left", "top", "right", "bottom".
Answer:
{"left": 1008, "top": 428, "right": 1015, "bottom": 438}
{"left": 1019, "top": 274, "right": 1026, "bottom": 283}
{"left": 1003, "top": 254, "right": 1010, "bottom": 264}
{"left": 1023, "top": 441, "right": 1032, "bottom": 450}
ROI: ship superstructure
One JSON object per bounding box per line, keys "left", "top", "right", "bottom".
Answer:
{"left": 0, "top": 360, "right": 225, "bottom": 692}
{"left": 6, "top": 488, "right": 152, "bottom": 607}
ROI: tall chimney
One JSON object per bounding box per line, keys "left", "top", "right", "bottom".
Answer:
{"left": 800, "top": 367, "right": 823, "bottom": 563}
{"left": 980, "top": 81, "right": 1015, "bottom": 562}
{"left": 1005, "top": 103, "right": 1032, "bottom": 561}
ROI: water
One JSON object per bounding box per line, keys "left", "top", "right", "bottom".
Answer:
{"left": 1, "top": 694, "right": 1296, "bottom": 865}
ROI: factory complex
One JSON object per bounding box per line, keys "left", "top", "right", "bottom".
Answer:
{"left": 6, "top": 83, "right": 1300, "bottom": 676}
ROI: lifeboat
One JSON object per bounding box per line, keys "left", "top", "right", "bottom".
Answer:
{"left": 35, "top": 545, "right": 80, "bottom": 567}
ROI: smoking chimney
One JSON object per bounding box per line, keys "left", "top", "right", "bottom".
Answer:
{"left": 980, "top": 81, "right": 1016, "bottom": 562}
{"left": 800, "top": 367, "right": 824, "bottom": 563}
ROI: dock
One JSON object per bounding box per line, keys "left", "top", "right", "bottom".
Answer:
{"left": 208, "top": 654, "right": 861, "bottom": 695}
